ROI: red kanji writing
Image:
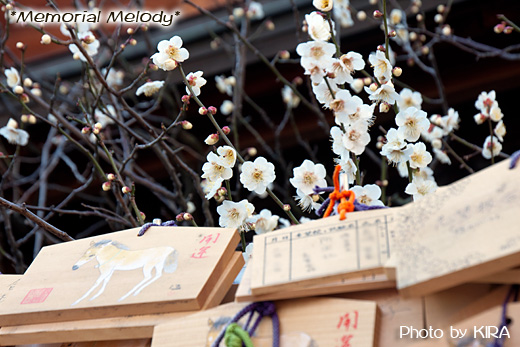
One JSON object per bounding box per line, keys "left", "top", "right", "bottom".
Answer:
{"left": 340, "top": 334, "right": 353, "bottom": 347}
{"left": 337, "top": 310, "right": 359, "bottom": 331}
{"left": 191, "top": 246, "right": 211, "bottom": 259}
{"left": 199, "top": 233, "right": 220, "bottom": 245}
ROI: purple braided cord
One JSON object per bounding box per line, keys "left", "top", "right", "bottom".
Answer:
{"left": 137, "top": 220, "right": 177, "bottom": 237}
{"left": 492, "top": 285, "right": 518, "bottom": 347}
{"left": 510, "top": 150, "right": 520, "bottom": 169}
{"left": 211, "top": 301, "right": 279, "bottom": 347}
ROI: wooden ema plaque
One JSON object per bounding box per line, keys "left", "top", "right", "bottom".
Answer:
{"left": 250, "top": 159, "right": 520, "bottom": 298}
{"left": 392, "top": 159, "right": 520, "bottom": 296}
{"left": 151, "top": 297, "right": 378, "bottom": 347}
{"left": 0, "top": 275, "right": 22, "bottom": 306}
{"left": 0, "top": 226, "right": 238, "bottom": 326}
{"left": 236, "top": 253, "right": 395, "bottom": 302}
{"left": 250, "top": 209, "right": 396, "bottom": 296}
{"left": 0, "top": 252, "right": 243, "bottom": 346}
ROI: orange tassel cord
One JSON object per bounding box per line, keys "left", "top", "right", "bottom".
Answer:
{"left": 323, "top": 165, "right": 355, "bottom": 220}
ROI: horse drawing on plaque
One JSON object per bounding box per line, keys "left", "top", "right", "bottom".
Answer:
{"left": 71, "top": 239, "right": 178, "bottom": 306}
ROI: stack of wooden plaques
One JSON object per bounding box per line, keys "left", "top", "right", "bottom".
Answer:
{"left": 244, "top": 159, "right": 520, "bottom": 300}
{"left": 0, "top": 226, "right": 243, "bottom": 345}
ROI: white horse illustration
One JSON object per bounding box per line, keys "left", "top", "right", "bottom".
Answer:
{"left": 71, "top": 239, "right": 178, "bottom": 306}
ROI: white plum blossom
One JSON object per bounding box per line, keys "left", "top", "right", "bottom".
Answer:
{"left": 350, "top": 184, "right": 385, "bottom": 207}
{"left": 306, "top": 12, "right": 332, "bottom": 42}
{"left": 104, "top": 69, "right": 125, "bottom": 89}
{"left": 5, "top": 67, "right": 20, "bottom": 90}
{"left": 439, "top": 108, "right": 460, "bottom": 135}
{"left": 390, "top": 9, "right": 404, "bottom": 25}
{"left": 489, "top": 104, "right": 503, "bottom": 122}
{"left": 421, "top": 123, "right": 444, "bottom": 143}
{"left": 397, "top": 88, "right": 422, "bottom": 111}
{"left": 494, "top": 120, "right": 506, "bottom": 142}
{"left": 215, "top": 75, "right": 235, "bottom": 95}
{"left": 330, "top": 89, "right": 356, "bottom": 117}
{"left": 327, "top": 52, "right": 364, "bottom": 85}
{"left": 136, "top": 81, "right": 165, "bottom": 97}
{"left": 248, "top": 209, "right": 279, "bottom": 234}
{"left": 217, "top": 199, "right": 255, "bottom": 230}
{"left": 240, "top": 157, "right": 276, "bottom": 195}
{"left": 294, "top": 189, "right": 321, "bottom": 212}
{"left": 395, "top": 107, "right": 429, "bottom": 142}
{"left": 333, "top": 0, "right": 354, "bottom": 28}
{"left": 220, "top": 100, "right": 234, "bottom": 115}
{"left": 413, "top": 167, "right": 435, "bottom": 182}
{"left": 335, "top": 95, "right": 375, "bottom": 127}
{"left": 408, "top": 142, "right": 432, "bottom": 169}
{"left": 405, "top": 177, "right": 437, "bottom": 201}
{"left": 334, "top": 155, "right": 357, "bottom": 185}
{"left": 482, "top": 136, "right": 502, "bottom": 160}
{"left": 94, "top": 105, "right": 116, "bottom": 128}
{"left": 69, "top": 31, "right": 100, "bottom": 62}
{"left": 312, "top": 80, "right": 340, "bottom": 107}
{"left": 0, "top": 118, "right": 29, "bottom": 146}
{"left": 342, "top": 121, "right": 371, "bottom": 155}
{"left": 289, "top": 160, "right": 327, "bottom": 195}
{"left": 247, "top": 1, "right": 265, "bottom": 20}
{"left": 185, "top": 71, "right": 207, "bottom": 96}
{"left": 201, "top": 152, "right": 233, "bottom": 182}
{"left": 282, "top": 85, "right": 301, "bottom": 109}
{"left": 380, "top": 128, "right": 413, "bottom": 164}
{"left": 364, "top": 82, "right": 400, "bottom": 105}
{"left": 216, "top": 146, "right": 237, "bottom": 168}
{"left": 433, "top": 148, "right": 451, "bottom": 165}
{"left": 151, "top": 36, "right": 189, "bottom": 71}
{"left": 475, "top": 90, "right": 497, "bottom": 114}
{"left": 313, "top": 0, "right": 333, "bottom": 11}
{"left": 201, "top": 178, "right": 223, "bottom": 199}
{"left": 369, "top": 51, "right": 392, "bottom": 84}
{"left": 296, "top": 40, "right": 336, "bottom": 71}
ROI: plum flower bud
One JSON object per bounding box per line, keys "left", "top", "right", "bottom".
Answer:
{"left": 416, "top": 14, "right": 424, "bottom": 22}
{"left": 92, "top": 127, "right": 100, "bottom": 135}
{"left": 409, "top": 32, "right": 418, "bottom": 41}
{"left": 217, "top": 187, "right": 228, "bottom": 197}
{"left": 23, "top": 78, "right": 33, "bottom": 88}
{"left": 20, "top": 93, "right": 30, "bottom": 103}
{"left": 377, "top": 45, "right": 385, "bottom": 52}
{"left": 127, "top": 28, "right": 134, "bottom": 35}
{"left": 437, "top": 4, "right": 445, "bottom": 13}
{"left": 421, "top": 46, "right": 430, "bottom": 55}
{"left": 14, "top": 86, "right": 24, "bottom": 94}
{"left": 357, "top": 11, "right": 367, "bottom": 21}
{"left": 393, "top": 67, "right": 402, "bottom": 77}
{"left": 107, "top": 173, "right": 116, "bottom": 181}
{"left": 102, "top": 181, "right": 111, "bottom": 191}
{"left": 373, "top": 10, "right": 383, "bottom": 18}
{"left": 140, "top": 212, "right": 146, "bottom": 220}
{"left": 176, "top": 213, "right": 184, "bottom": 222}
{"left": 265, "top": 20, "right": 275, "bottom": 31}
{"left": 434, "top": 13, "right": 443, "bottom": 23}
{"left": 181, "top": 120, "right": 193, "bottom": 130}
{"left": 199, "top": 107, "right": 208, "bottom": 115}
{"left": 16, "top": 42, "right": 24, "bottom": 50}
{"left": 41, "top": 34, "right": 52, "bottom": 45}
{"left": 94, "top": 122, "right": 103, "bottom": 130}
{"left": 247, "top": 147, "right": 257, "bottom": 156}
{"left": 82, "top": 127, "right": 91, "bottom": 134}
{"left": 204, "top": 133, "right": 219, "bottom": 145}
{"left": 122, "top": 186, "right": 132, "bottom": 194}
{"left": 129, "top": 38, "right": 137, "bottom": 46}
{"left": 379, "top": 102, "right": 390, "bottom": 113}
{"left": 504, "top": 26, "right": 514, "bottom": 34}
{"left": 283, "top": 204, "right": 291, "bottom": 211}
{"left": 431, "top": 139, "right": 442, "bottom": 149}
{"left": 369, "top": 83, "right": 378, "bottom": 92}
{"left": 442, "top": 25, "right": 452, "bottom": 36}
{"left": 181, "top": 95, "right": 190, "bottom": 104}
{"left": 280, "top": 50, "right": 290, "bottom": 59}
{"left": 389, "top": 30, "right": 397, "bottom": 38}
{"left": 5, "top": 4, "right": 13, "bottom": 10}
{"left": 208, "top": 106, "right": 217, "bottom": 115}
{"left": 233, "top": 7, "right": 245, "bottom": 18}
{"left": 363, "top": 77, "right": 372, "bottom": 85}
{"left": 494, "top": 23, "right": 505, "bottom": 34}
{"left": 183, "top": 212, "right": 193, "bottom": 221}
{"left": 222, "top": 126, "right": 231, "bottom": 135}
